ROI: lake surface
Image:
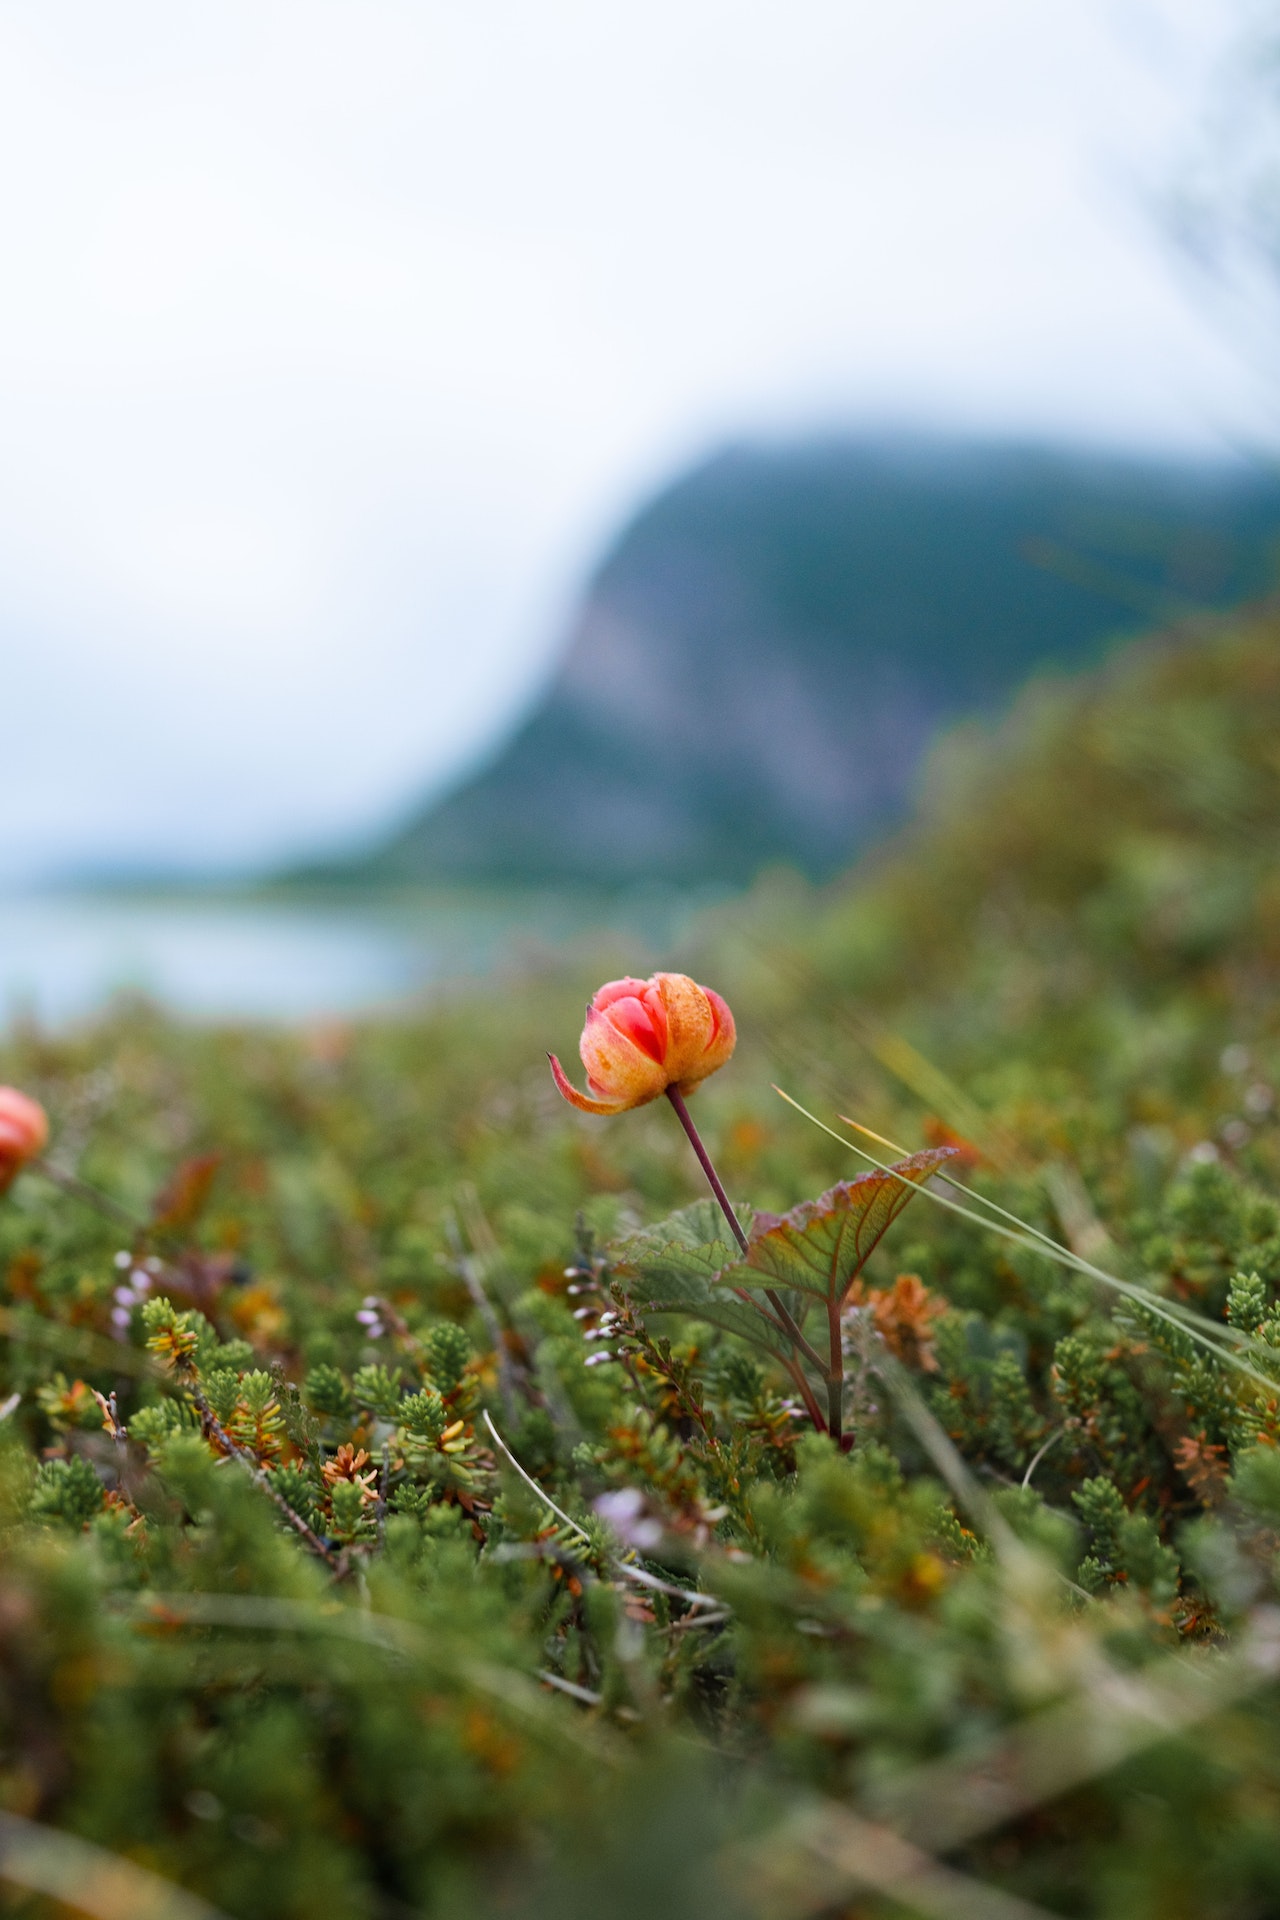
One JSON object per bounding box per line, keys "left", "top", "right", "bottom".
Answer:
{"left": 0, "top": 887, "right": 716, "bottom": 1027}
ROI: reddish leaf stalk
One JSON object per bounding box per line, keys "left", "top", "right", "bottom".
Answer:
{"left": 764, "top": 1292, "right": 830, "bottom": 1377}
{"left": 733, "top": 1285, "right": 830, "bottom": 1379}
{"left": 826, "top": 1295, "right": 845, "bottom": 1445}
{"left": 665, "top": 1085, "right": 841, "bottom": 1437}
{"left": 780, "top": 1354, "right": 829, "bottom": 1434}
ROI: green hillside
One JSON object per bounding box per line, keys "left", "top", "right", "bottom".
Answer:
{"left": 358, "top": 436, "right": 1280, "bottom": 886}
{"left": 1, "top": 604, "right": 1280, "bottom": 1915}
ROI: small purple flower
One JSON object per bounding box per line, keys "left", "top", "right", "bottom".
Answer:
{"left": 595, "top": 1487, "right": 663, "bottom": 1550}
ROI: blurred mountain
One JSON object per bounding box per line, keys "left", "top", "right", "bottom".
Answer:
{"left": 336, "top": 436, "right": 1280, "bottom": 887}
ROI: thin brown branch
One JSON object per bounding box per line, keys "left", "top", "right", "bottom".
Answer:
{"left": 92, "top": 1388, "right": 128, "bottom": 1450}
{"left": 182, "top": 1376, "right": 340, "bottom": 1572}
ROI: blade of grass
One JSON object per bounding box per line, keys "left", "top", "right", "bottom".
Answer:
{"left": 843, "top": 1114, "right": 1250, "bottom": 1344}
{"left": 839, "top": 1111, "right": 1273, "bottom": 1374}
{"left": 0, "top": 1302, "right": 160, "bottom": 1380}
{"left": 738, "top": 1795, "right": 1061, "bottom": 1920}
{"left": 484, "top": 1410, "right": 590, "bottom": 1544}
{"left": 841, "top": 1115, "right": 1200, "bottom": 1324}
{"left": 483, "top": 1412, "right": 725, "bottom": 1610}
{"left": 839, "top": 1103, "right": 1274, "bottom": 1382}
{"left": 119, "top": 1590, "right": 621, "bottom": 1759}
{"left": 774, "top": 1088, "right": 1280, "bottom": 1393}
{"left": 0, "top": 1809, "right": 227, "bottom": 1920}
{"left": 866, "top": 1603, "right": 1280, "bottom": 1853}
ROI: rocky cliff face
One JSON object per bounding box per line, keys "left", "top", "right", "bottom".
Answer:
{"left": 360, "top": 436, "right": 1280, "bottom": 886}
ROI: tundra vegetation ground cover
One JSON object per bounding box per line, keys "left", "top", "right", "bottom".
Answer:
{"left": 1, "top": 609, "right": 1279, "bottom": 1919}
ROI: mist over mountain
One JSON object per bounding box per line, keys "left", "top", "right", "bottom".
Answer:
{"left": 337, "top": 436, "right": 1280, "bottom": 888}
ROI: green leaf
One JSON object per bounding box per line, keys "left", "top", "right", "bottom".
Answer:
{"left": 611, "top": 1200, "right": 791, "bottom": 1358}
{"left": 721, "top": 1148, "right": 957, "bottom": 1308}
{"left": 615, "top": 1197, "right": 754, "bottom": 1270}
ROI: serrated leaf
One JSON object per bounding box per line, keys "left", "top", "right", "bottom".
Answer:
{"left": 614, "top": 1197, "right": 755, "bottom": 1269}
{"left": 720, "top": 1147, "right": 957, "bottom": 1309}
{"left": 629, "top": 1264, "right": 792, "bottom": 1358}
{"left": 610, "top": 1200, "right": 789, "bottom": 1358}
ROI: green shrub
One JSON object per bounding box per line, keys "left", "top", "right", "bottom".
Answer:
{"left": 0, "top": 608, "right": 1278, "bottom": 1913}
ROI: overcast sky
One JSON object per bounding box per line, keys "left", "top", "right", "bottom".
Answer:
{"left": 0, "top": 0, "right": 1269, "bottom": 884}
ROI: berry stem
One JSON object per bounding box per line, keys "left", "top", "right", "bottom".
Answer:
{"left": 664, "top": 1087, "right": 749, "bottom": 1255}
{"left": 665, "top": 1085, "right": 836, "bottom": 1437}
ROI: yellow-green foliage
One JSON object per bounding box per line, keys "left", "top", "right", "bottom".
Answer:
{"left": 0, "top": 610, "right": 1279, "bottom": 1917}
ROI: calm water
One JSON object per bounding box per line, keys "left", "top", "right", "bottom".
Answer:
{"left": 0, "top": 888, "right": 713, "bottom": 1027}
